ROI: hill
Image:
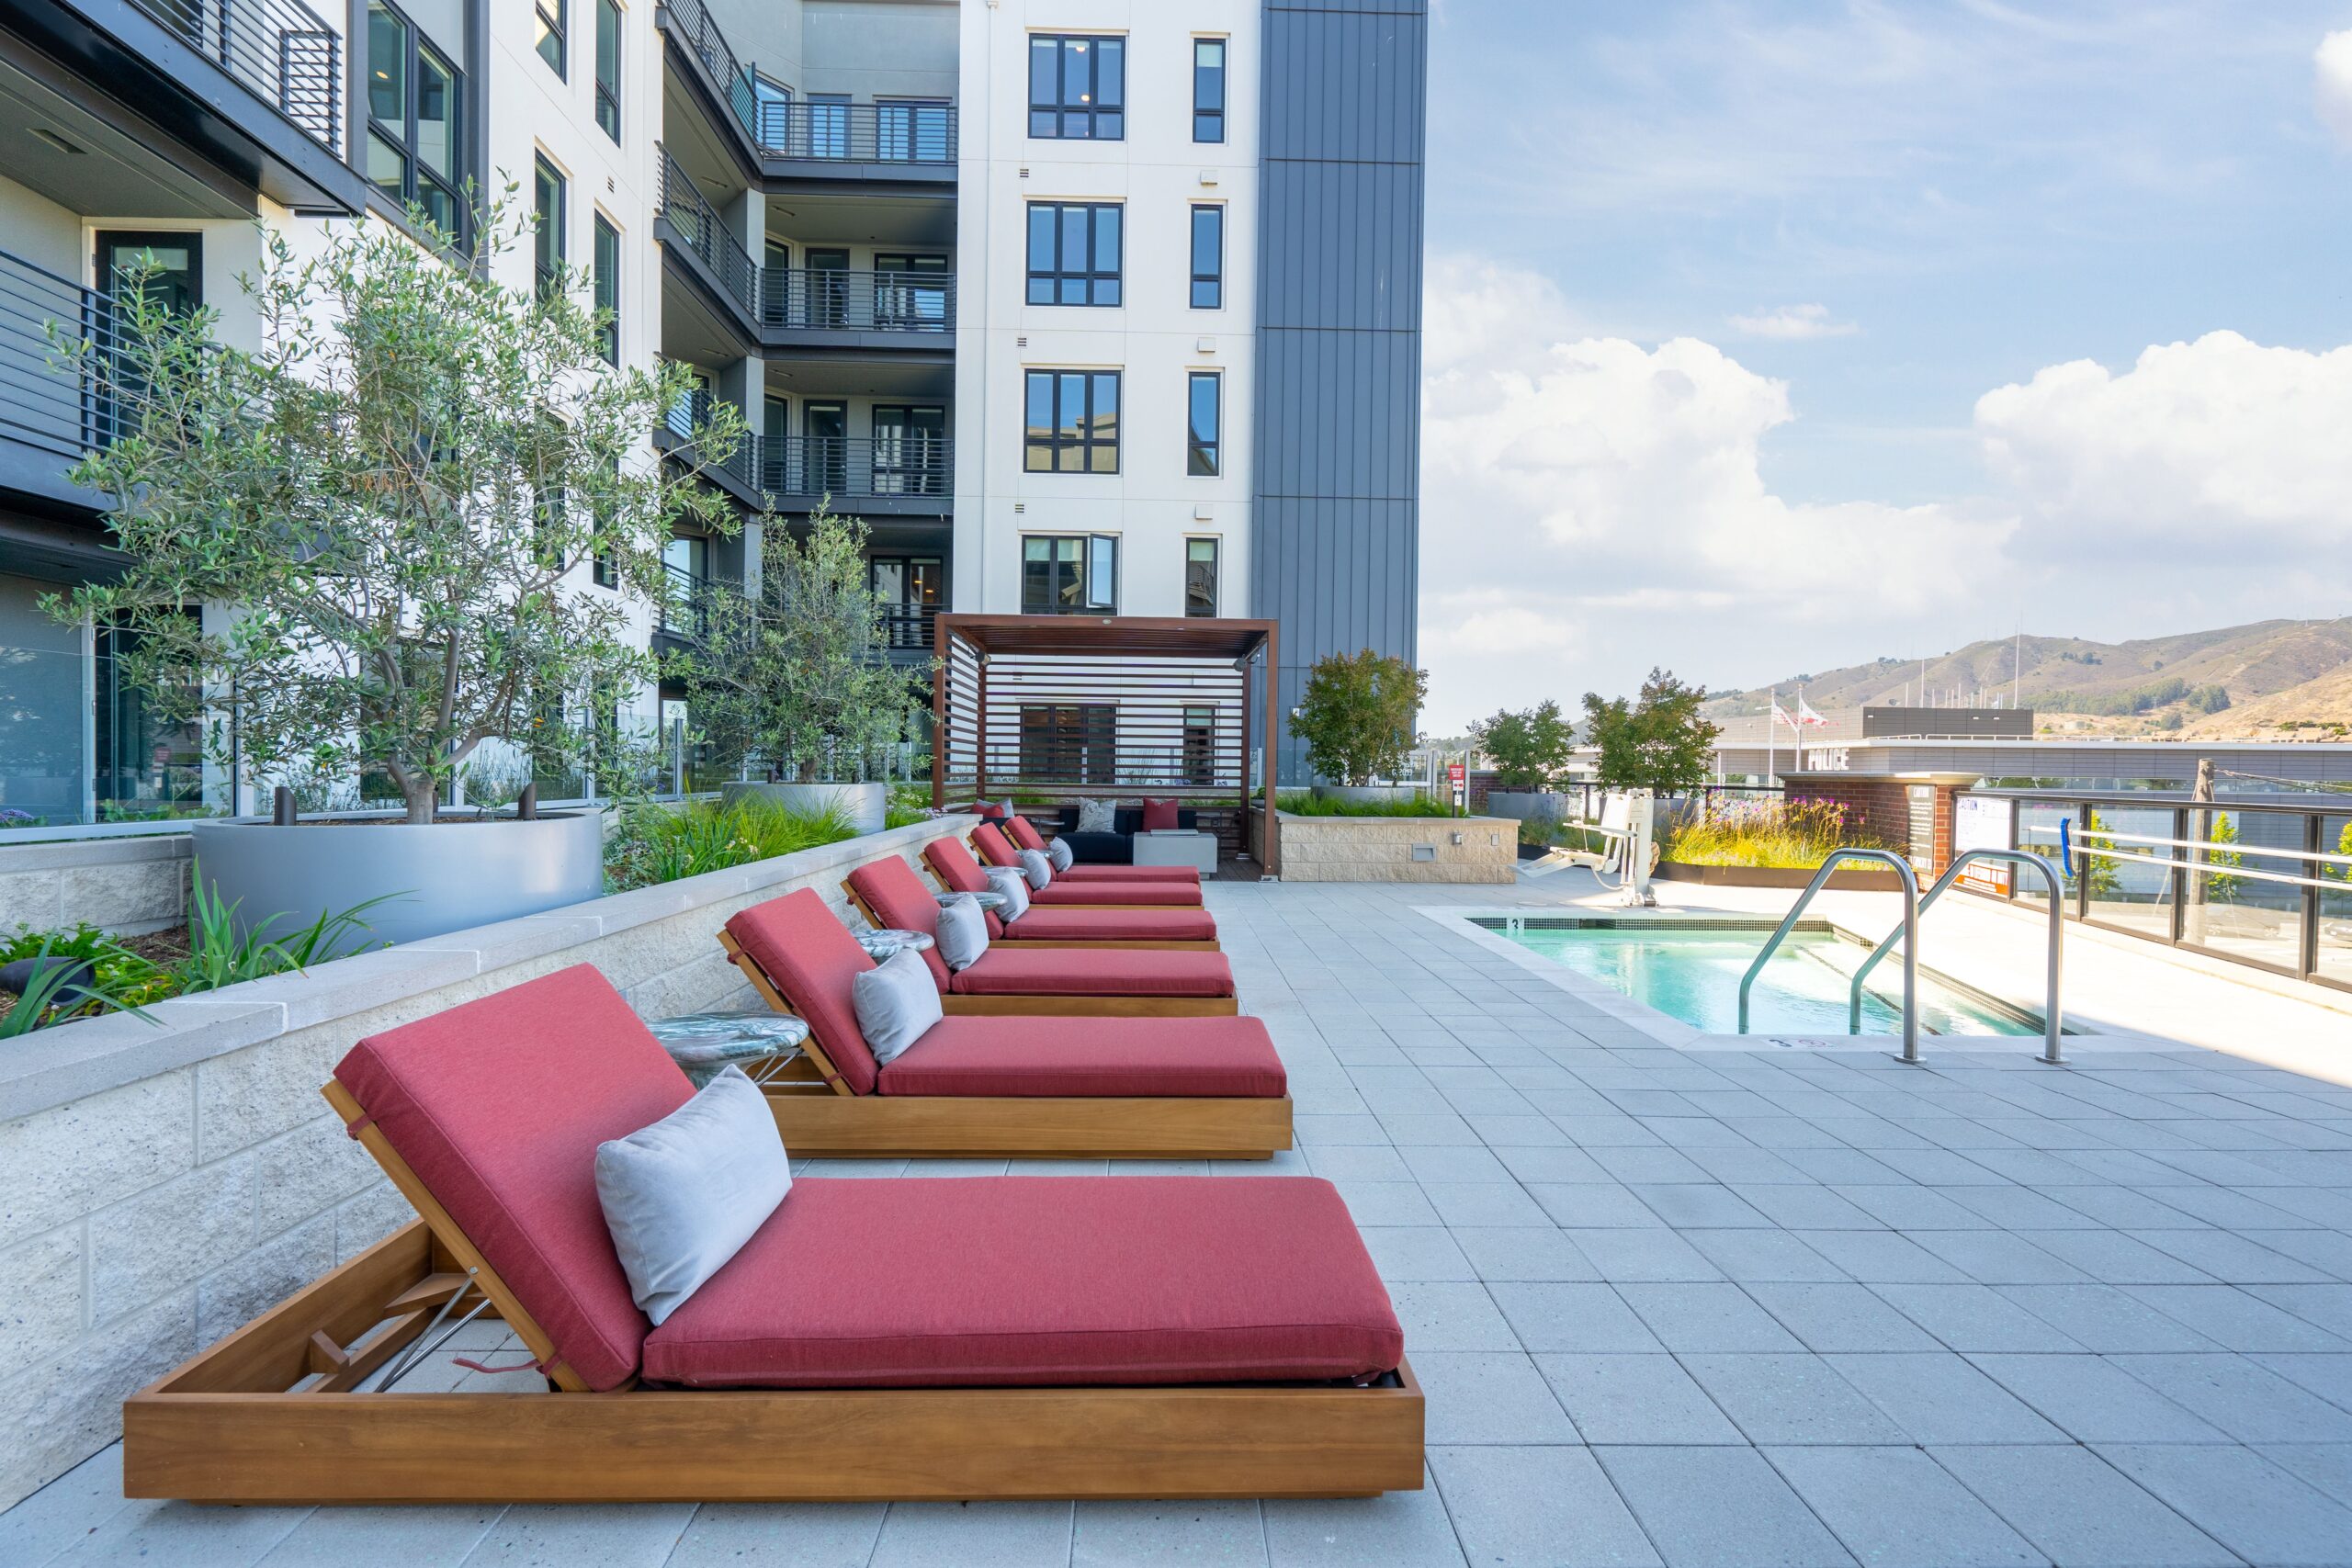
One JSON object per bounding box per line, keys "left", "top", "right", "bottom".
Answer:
{"left": 1706, "top": 618, "right": 2352, "bottom": 738}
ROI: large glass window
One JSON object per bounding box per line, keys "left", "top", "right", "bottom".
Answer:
{"left": 536, "top": 0, "right": 566, "bottom": 74}
{"left": 534, "top": 156, "right": 566, "bottom": 299}
{"left": 1028, "top": 35, "right": 1124, "bottom": 140}
{"left": 366, "top": 2, "right": 466, "bottom": 242}
{"left": 1022, "top": 536, "right": 1119, "bottom": 615}
{"left": 1025, "top": 203, "right": 1121, "bottom": 306}
{"left": 1023, "top": 370, "right": 1120, "bottom": 473}
{"left": 1190, "top": 205, "right": 1224, "bottom": 310}
{"left": 1193, "top": 39, "right": 1226, "bottom": 142}
{"left": 1185, "top": 538, "right": 1219, "bottom": 617}
{"left": 594, "top": 0, "right": 621, "bottom": 141}
{"left": 1019, "top": 704, "right": 1116, "bottom": 784}
{"left": 1188, "top": 372, "right": 1220, "bottom": 476}
{"left": 592, "top": 215, "right": 619, "bottom": 365}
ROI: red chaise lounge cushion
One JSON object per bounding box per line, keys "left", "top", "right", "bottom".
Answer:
{"left": 997, "top": 907, "right": 1218, "bottom": 942}
{"left": 725, "top": 890, "right": 886, "bottom": 1094}
{"left": 949, "top": 945, "right": 1234, "bottom": 998}
{"left": 1029, "top": 880, "right": 1202, "bottom": 907}
{"left": 877, "top": 1015, "right": 1284, "bottom": 1098}
{"left": 984, "top": 819, "right": 1199, "bottom": 884}
{"left": 332, "top": 965, "right": 690, "bottom": 1392}
{"left": 640, "top": 1176, "right": 1399, "bottom": 1388}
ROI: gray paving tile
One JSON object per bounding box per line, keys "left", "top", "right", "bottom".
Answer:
{"left": 1429, "top": 1445, "right": 1661, "bottom": 1568}
{"left": 2023, "top": 1228, "right": 2222, "bottom": 1284}
{"left": 51, "top": 1497, "right": 311, "bottom": 1566}
{"left": 259, "top": 1506, "right": 502, "bottom": 1566}
{"left": 1535, "top": 1354, "right": 1746, "bottom": 1446}
{"left": 2096, "top": 1443, "right": 2352, "bottom": 1567}
{"left": 1073, "top": 1499, "right": 1268, "bottom": 1567}
{"left": 2247, "top": 1282, "right": 2352, "bottom": 1339}
{"left": 869, "top": 1501, "right": 1074, "bottom": 1568}
{"left": 2260, "top": 1442, "right": 2352, "bottom": 1499}
{"left": 1966, "top": 1354, "right": 2229, "bottom": 1443}
{"left": 1912, "top": 1228, "right": 2091, "bottom": 1284}
{"left": 1629, "top": 1184, "right": 1774, "bottom": 1228}
{"left": 1262, "top": 1467, "right": 1466, "bottom": 1568}
{"left": 1358, "top": 1225, "right": 1477, "bottom": 1281}
{"left": 0, "top": 1447, "right": 131, "bottom": 1568}
{"left": 1679, "top": 1353, "right": 1909, "bottom": 1446}
{"left": 1530, "top": 1183, "right": 1669, "bottom": 1228}
{"left": 1422, "top": 1181, "right": 1555, "bottom": 1227}
{"left": 1763, "top": 1447, "right": 2039, "bottom": 1568}
{"left": 1561, "top": 1229, "right": 1725, "bottom": 1283}
{"left": 1681, "top": 1228, "right": 1850, "bottom": 1282}
{"left": 1327, "top": 1179, "right": 1442, "bottom": 1228}
{"left": 1596, "top": 1446, "right": 1857, "bottom": 1568}
{"left": 1453, "top": 1226, "right": 1600, "bottom": 1281}
{"left": 1791, "top": 1231, "right": 1970, "bottom": 1284}
{"left": 1823, "top": 1352, "right": 2066, "bottom": 1444}
{"left": 665, "top": 1505, "right": 886, "bottom": 1567}
{"left": 2128, "top": 1284, "right": 2352, "bottom": 1351}
{"left": 1616, "top": 1282, "right": 1806, "bottom": 1352}
{"left": 2109, "top": 1352, "right": 2352, "bottom": 1443}
{"left": 1996, "top": 1283, "right": 2222, "bottom": 1351}
{"left": 1387, "top": 1281, "right": 1522, "bottom": 1351}
{"left": 1398, "top": 1145, "right": 1515, "bottom": 1183}
{"left": 1744, "top": 1282, "right": 1942, "bottom": 1351}
{"left": 2130, "top": 1228, "right": 2334, "bottom": 1283}
{"left": 1929, "top": 1445, "right": 2235, "bottom": 1567}
{"left": 1488, "top": 1283, "right": 1663, "bottom": 1353}
{"left": 1299, "top": 1145, "right": 1413, "bottom": 1181}
{"left": 1413, "top": 1351, "right": 1580, "bottom": 1443}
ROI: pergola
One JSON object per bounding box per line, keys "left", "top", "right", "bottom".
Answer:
{"left": 930, "top": 615, "right": 1280, "bottom": 874}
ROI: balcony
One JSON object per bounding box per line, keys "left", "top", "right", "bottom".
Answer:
{"left": 754, "top": 103, "right": 956, "bottom": 169}
{"left": 762, "top": 269, "right": 954, "bottom": 357}
{"left": 760, "top": 435, "right": 952, "bottom": 515}
{"left": 3, "top": 0, "right": 362, "bottom": 213}
{"left": 0, "top": 247, "right": 116, "bottom": 509}
{"left": 656, "top": 146, "right": 761, "bottom": 334}
{"left": 657, "top": 562, "right": 712, "bottom": 641}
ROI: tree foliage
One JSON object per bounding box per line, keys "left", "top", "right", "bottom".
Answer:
{"left": 51, "top": 194, "right": 744, "bottom": 822}
{"left": 1289, "top": 649, "right": 1429, "bottom": 787}
{"left": 1472, "top": 700, "right": 1577, "bottom": 791}
{"left": 1580, "top": 668, "right": 1719, "bottom": 795}
{"left": 667, "top": 505, "right": 925, "bottom": 783}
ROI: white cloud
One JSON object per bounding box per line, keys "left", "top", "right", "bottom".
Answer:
{"left": 2319, "top": 31, "right": 2352, "bottom": 148}
{"left": 1729, "top": 303, "right": 1860, "bottom": 340}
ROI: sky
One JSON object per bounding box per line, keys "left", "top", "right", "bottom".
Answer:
{"left": 1414, "top": 0, "right": 2352, "bottom": 731}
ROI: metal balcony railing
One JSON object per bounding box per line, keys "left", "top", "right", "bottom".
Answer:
{"left": 763, "top": 269, "right": 954, "bottom": 333}
{"left": 760, "top": 435, "right": 951, "bottom": 501}
{"left": 133, "top": 0, "right": 342, "bottom": 146}
{"left": 754, "top": 102, "right": 956, "bottom": 164}
{"left": 876, "top": 606, "right": 938, "bottom": 654}
{"left": 659, "top": 562, "right": 714, "bottom": 638}
{"left": 0, "top": 248, "right": 121, "bottom": 469}
{"left": 656, "top": 147, "right": 759, "bottom": 319}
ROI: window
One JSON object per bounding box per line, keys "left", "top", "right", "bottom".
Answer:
{"left": 366, "top": 2, "right": 465, "bottom": 241}
{"left": 1182, "top": 705, "right": 1216, "bottom": 785}
{"left": 1019, "top": 704, "right": 1116, "bottom": 784}
{"left": 808, "top": 93, "right": 850, "bottom": 159}
{"left": 1028, "top": 35, "right": 1123, "bottom": 140}
{"left": 752, "top": 74, "right": 790, "bottom": 147}
{"left": 1193, "top": 39, "right": 1226, "bottom": 142}
{"left": 1185, "top": 538, "right": 1219, "bottom": 617}
{"left": 878, "top": 98, "right": 953, "bottom": 162}
{"left": 1022, "top": 535, "right": 1118, "bottom": 615}
{"left": 1023, "top": 370, "right": 1120, "bottom": 473}
{"left": 1187, "top": 372, "right": 1220, "bottom": 477}
{"left": 594, "top": 0, "right": 621, "bottom": 141}
{"left": 592, "top": 215, "right": 619, "bottom": 365}
{"left": 536, "top": 0, "right": 565, "bottom": 75}
{"left": 534, "top": 156, "right": 566, "bottom": 299}
{"left": 1190, "top": 206, "right": 1224, "bottom": 309}
{"left": 1025, "top": 203, "right": 1121, "bottom": 306}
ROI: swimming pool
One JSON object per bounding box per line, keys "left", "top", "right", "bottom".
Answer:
{"left": 1476, "top": 918, "right": 2043, "bottom": 1037}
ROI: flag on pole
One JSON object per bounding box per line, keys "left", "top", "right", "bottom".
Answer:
{"left": 1770, "top": 700, "right": 1797, "bottom": 729}
{"left": 1796, "top": 695, "right": 1827, "bottom": 728}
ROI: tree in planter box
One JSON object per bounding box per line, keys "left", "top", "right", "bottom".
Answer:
{"left": 48, "top": 195, "right": 745, "bottom": 823}
{"left": 1580, "top": 668, "right": 1719, "bottom": 795}
{"left": 667, "top": 504, "right": 927, "bottom": 785}
{"left": 1472, "top": 700, "right": 1577, "bottom": 792}
{"left": 1288, "top": 649, "right": 1430, "bottom": 788}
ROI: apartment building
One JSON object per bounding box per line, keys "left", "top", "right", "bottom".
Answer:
{"left": 0, "top": 0, "right": 1426, "bottom": 825}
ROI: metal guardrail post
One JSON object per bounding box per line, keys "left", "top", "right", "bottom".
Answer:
{"left": 1737, "top": 848, "right": 1921, "bottom": 1062}
{"left": 1849, "top": 850, "right": 2064, "bottom": 1065}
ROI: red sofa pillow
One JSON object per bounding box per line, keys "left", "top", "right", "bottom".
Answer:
{"left": 1140, "top": 798, "right": 1180, "bottom": 832}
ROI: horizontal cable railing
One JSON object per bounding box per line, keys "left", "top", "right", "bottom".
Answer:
{"left": 759, "top": 435, "right": 951, "bottom": 500}
{"left": 762, "top": 269, "right": 954, "bottom": 333}
{"left": 656, "top": 146, "right": 760, "bottom": 318}
{"left": 0, "top": 248, "right": 118, "bottom": 466}
{"left": 754, "top": 102, "right": 956, "bottom": 164}
{"left": 134, "top": 0, "right": 342, "bottom": 146}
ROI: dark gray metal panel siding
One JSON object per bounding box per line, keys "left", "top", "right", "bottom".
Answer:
{"left": 1251, "top": 0, "right": 1426, "bottom": 786}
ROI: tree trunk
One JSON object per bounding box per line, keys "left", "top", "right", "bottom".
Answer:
{"left": 401, "top": 776, "right": 439, "bottom": 826}
{"left": 797, "top": 755, "right": 820, "bottom": 784}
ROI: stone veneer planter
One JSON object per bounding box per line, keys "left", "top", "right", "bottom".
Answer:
{"left": 0, "top": 815, "right": 981, "bottom": 1511}
{"left": 1274, "top": 812, "right": 1518, "bottom": 884}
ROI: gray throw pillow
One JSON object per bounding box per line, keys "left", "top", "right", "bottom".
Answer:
{"left": 1046, "top": 837, "right": 1075, "bottom": 874}
{"left": 1077, "top": 797, "right": 1118, "bottom": 834}
{"left": 933, "top": 894, "right": 992, "bottom": 971}
{"left": 852, "top": 946, "right": 944, "bottom": 1061}
{"left": 595, "top": 1066, "right": 792, "bottom": 1325}
{"left": 1016, "top": 847, "right": 1053, "bottom": 891}
{"left": 984, "top": 864, "right": 1032, "bottom": 921}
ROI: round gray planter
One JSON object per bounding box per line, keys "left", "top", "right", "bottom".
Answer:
{"left": 189, "top": 811, "right": 605, "bottom": 952}
{"left": 719, "top": 780, "right": 888, "bottom": 835}
{"left": 1487, "top": 790, "right": 1566, "bottom": 825}
{"left": 1310, "top": 784, "right": 1424, "bottom": 807}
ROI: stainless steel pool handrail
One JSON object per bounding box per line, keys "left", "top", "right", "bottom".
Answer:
{"left": 1848, "top": 850, "right": 2064, "bottom": 1066}
{"left": 1737, "top": 849, "right": 1922, "bottom": 1062}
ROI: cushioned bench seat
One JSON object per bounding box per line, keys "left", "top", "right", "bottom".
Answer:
{"left": 999, "top": 907, "right": 1218, "bottom": 942}
{"left": 876, "top": 1016, "right": 1284, "bottom": 1098}
{"left": 951, "top": 946, "right": 1233, "bottom": 998}
{"left": 640, "top": 1176, "right": 1399, "bottom": 1389}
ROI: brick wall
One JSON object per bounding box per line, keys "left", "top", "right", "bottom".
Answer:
{"left": 1785, "top": 778, "right": 1965, "bottom": 874}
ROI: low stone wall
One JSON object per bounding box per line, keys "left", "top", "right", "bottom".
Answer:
{"left": 0, "top": 833, "right": 192, "bottom": 936}
{"left": 0, "top": 815, "right": 977, "bottom": 1510}
{"left": 1274, "top": 812, "right": 1518, "bottom": 883}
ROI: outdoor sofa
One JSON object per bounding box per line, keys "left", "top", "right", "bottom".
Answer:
{"left": 971, "top": 820, "right": 1204, "bottom": 907}
{"left": 923, "top": 835, "right": 1218, "bottom": 947}
{"left": 720, "top": 888, "right": 1289, "bottom": 1157}
{"left": 121, "top": 966, "right": 1419, "bottom": 1502}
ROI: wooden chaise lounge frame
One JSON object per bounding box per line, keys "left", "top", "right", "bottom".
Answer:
{"left": 718, "top": 928, "right": 1292, "bottom": 1158}
{"left": 119, "top": 1080, "right": 1417, "bottom": 1505}
{"left": 840, "top": 879, "right": 1238, "bottom": 1016}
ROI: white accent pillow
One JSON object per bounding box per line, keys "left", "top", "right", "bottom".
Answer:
{"left": 853, "top": 946, "right": 944, "bottom": 1060}
{"left": 933, "top": 894, "right": 992, "bottom": 971}
{"left": 1077, "top": 797, "right": 1118, "bottom": 834}
{"left": 1047, "top": 837, "right": 1075, "bottom": 874}
{"left": 595, "top": 1066, "right": 791, "bottom": 1325}
{"left": 985, "top": 864, "right": 1032, "bottom": 921}
{"left": 1016, "top": 848, "right": 1054, "bottom": 891}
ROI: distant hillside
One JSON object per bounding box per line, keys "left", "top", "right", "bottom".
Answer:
{"left": 1707, "top": 618, "right": 2352, "bottom": 738}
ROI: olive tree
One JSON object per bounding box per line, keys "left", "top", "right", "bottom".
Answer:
{"left": 1289, "top": 649, "right": 1430, "bottom": 787}
{"left": 51, "top": 195, "right": 744, "bottom": 824}
{"left": 1581, "top": 668, "right": 1719, "bottom": 795}
{"left": 1472, "top": 700, "right": 1577, "bottom": 791}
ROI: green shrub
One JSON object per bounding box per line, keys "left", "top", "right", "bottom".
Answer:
{"left": 603, "top": 797, "right": 860, "bottom": 892}
{"left": 1274, "top": 791, "right": 1449, "bottom": 818}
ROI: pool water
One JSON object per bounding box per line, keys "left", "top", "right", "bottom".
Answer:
{"left": 1483, "top": 920, "right": 2041, "bottom": 1037}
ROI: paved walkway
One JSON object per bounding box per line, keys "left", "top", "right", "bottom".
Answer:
{"left": 10, "top": 871, "right": 2352, "bottom": 1566}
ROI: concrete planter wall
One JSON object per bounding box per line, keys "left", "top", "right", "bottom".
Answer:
{"left": 1277, "top": 812, "right": 1518, "bottom": 884}
{"left": 190, "top": 812, "right": 605, "bottom": 950}
{"left": 0, "top": 815, "right": 979, "bottom": 1511}
{"left": 0, "top": 833, "right": 191, "bottom": 936}
{"left": 719, "top": 780, "right": 888, "bottom": 835}
{"left": 1486, "top": 790, "right": 1567, "bottom": 825}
